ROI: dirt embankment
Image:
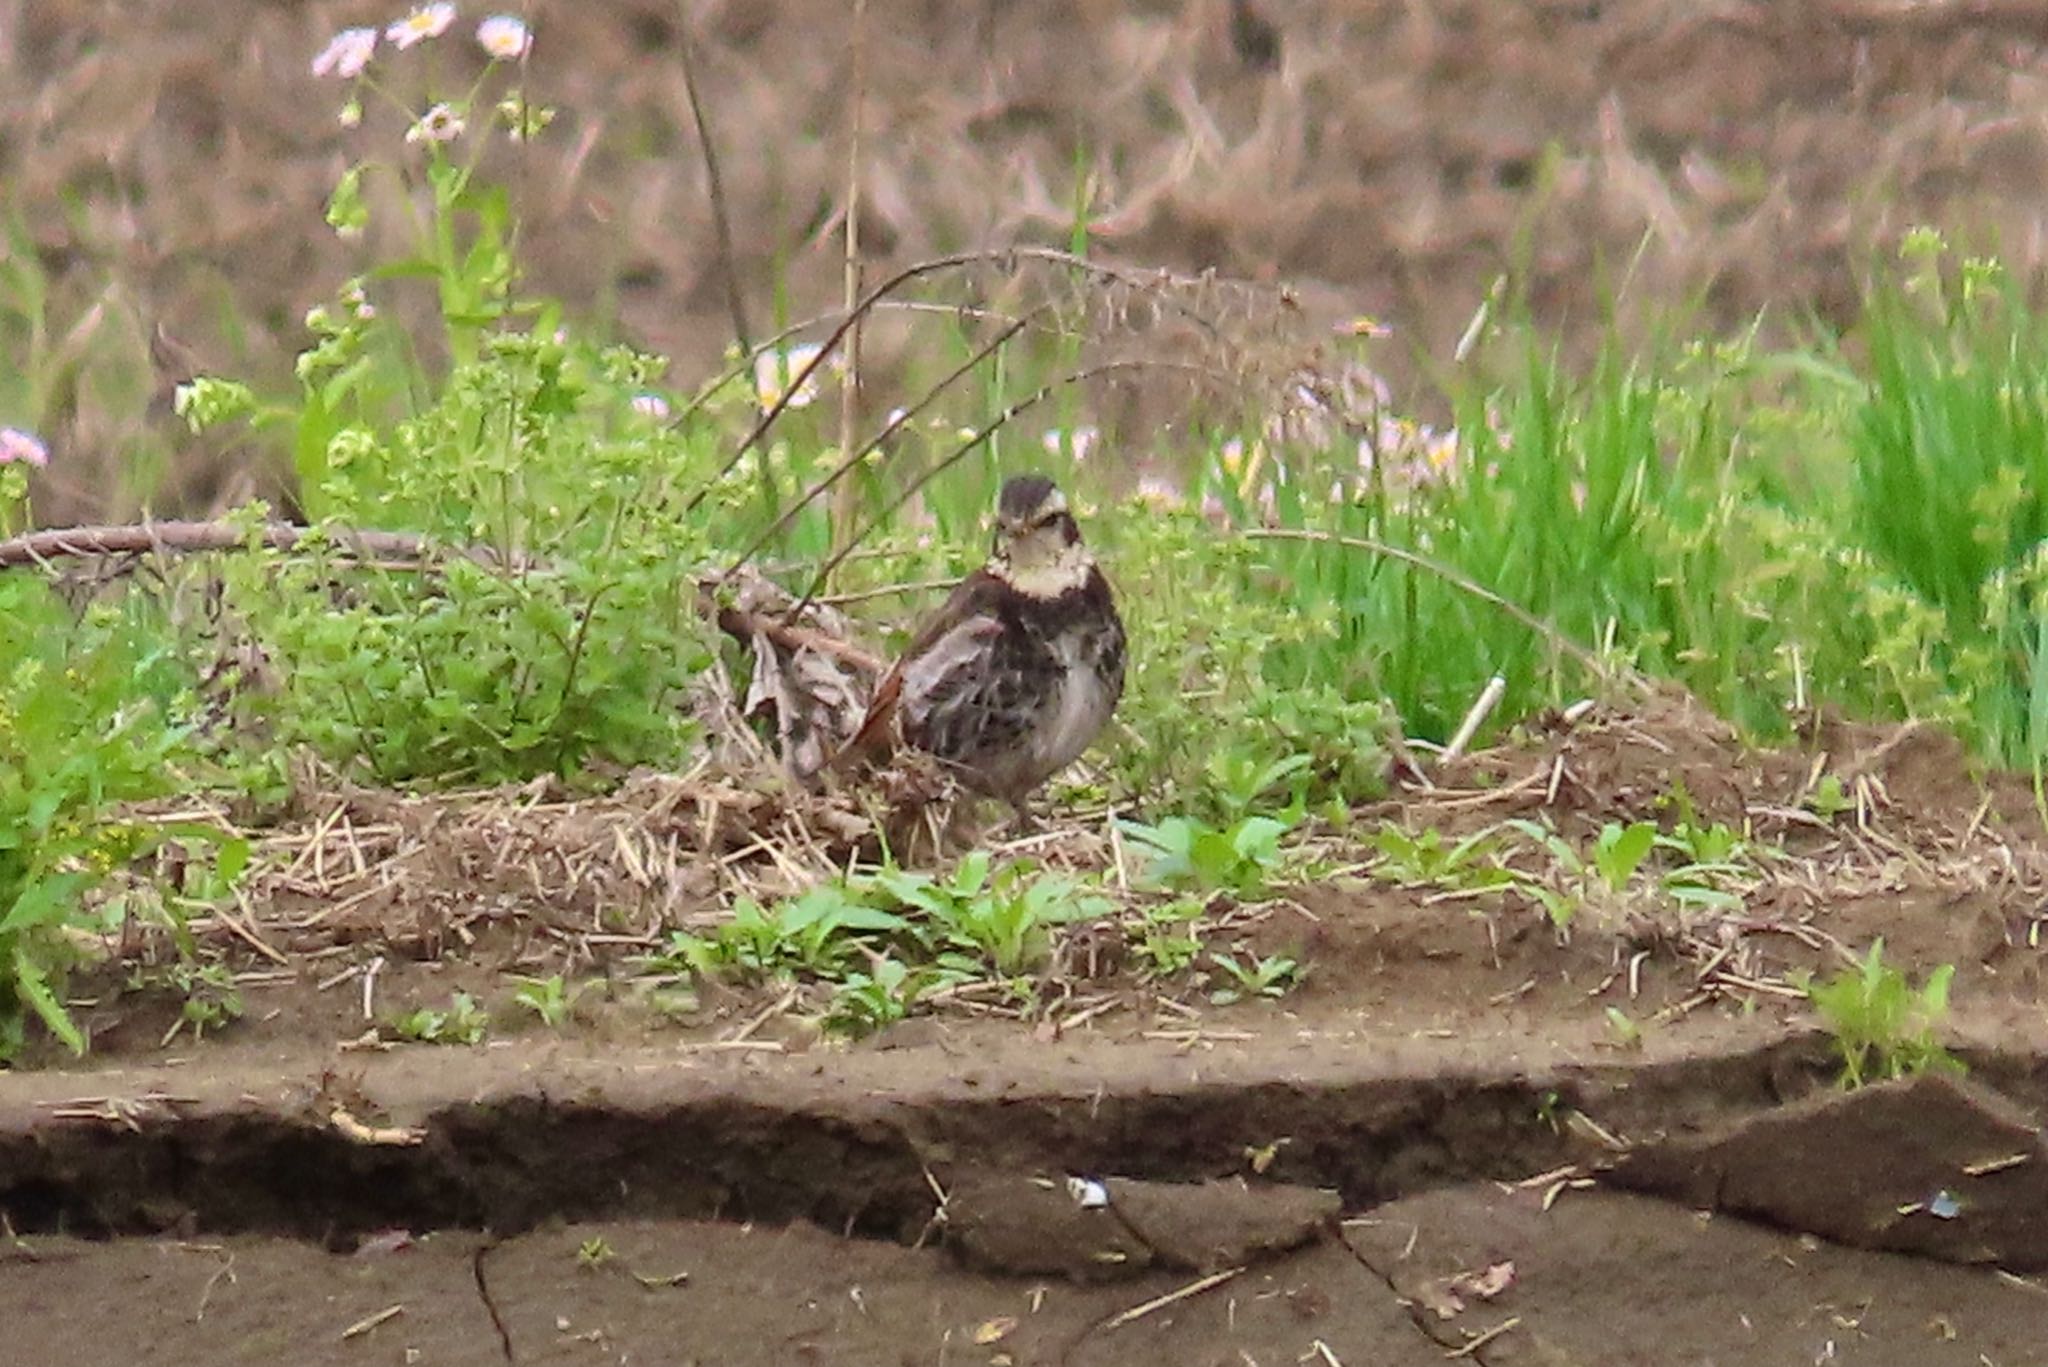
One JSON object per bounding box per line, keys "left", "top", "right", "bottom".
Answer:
{"left": 9, "top": 698, "right": 2048, "bottom": 1362}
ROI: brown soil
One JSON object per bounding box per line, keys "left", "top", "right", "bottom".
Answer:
{"left": 10, "top": 697, "right": 2048, "bottom": 1361}
{"left": 11, "top": 1189, "right": 2042, "bottom": 1367}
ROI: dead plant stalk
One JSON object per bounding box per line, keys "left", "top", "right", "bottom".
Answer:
{"left": 832, "top": 0, "right": 870, "bottom": 555}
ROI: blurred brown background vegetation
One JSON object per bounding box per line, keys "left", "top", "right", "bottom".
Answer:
{"left": 9, "top": 0, "right": 2048, "bottom": 523}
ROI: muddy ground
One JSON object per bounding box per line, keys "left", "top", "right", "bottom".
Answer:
{"left": 8, "top": 698, "right": 2048, "bottom": 1363}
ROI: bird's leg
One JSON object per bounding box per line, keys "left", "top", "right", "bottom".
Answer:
{"left": 1005, "top": 796, "right": 1040, "bottom": 836}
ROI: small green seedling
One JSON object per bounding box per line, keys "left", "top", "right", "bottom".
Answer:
{"left": 389, "top": 992, "right": 489, "bottom": 1045}
{"left": 1370, "top": 823, "right": 1514, "bottom": 892}
{"left": 164, "top": 961, "right": 245, "bottom": 1046}
{"left": 1520, "top": 883, "right": 1581, "bottom": 933}
{"left": 1132, "top": 899, "right": 1205, "bottom": 977}
{"left": 872, "top": 853, "right": 1115, "bottom": 978}
{"left": 652, "top": 888, "right": 911, "bottom": 982}
{"left": 827, "top": 957, "right": 925, "bottom": 1037}
{"left": 1604, "top": 1006, "right": 1643, "bottom": 1050}
{"left": 1590, "top": 821, "right": 1657, "bottom": 893}
{"left": 1201, "top": 751, "right": 1313, "bottom": 819}
{"left": 1806, "top": 773, "right": 1853, "bottom": 821}
{"left": 576, "top": 1237, "right": 615, "bottom": 1269}
{"left": 511, "top": 974, "right": 584, "bottom": 1029}
{"left": 1505, "top": 818, "right": 1585, "bottom": 879}
{"left": 1206, "top": 951, "right": 1304, "bottom": 1004}
{"left": 1804, "top": 938, "right": 1962, "bottom": 1088}
{"left": 1119, "top": 813, "right": 1294, "bottom": 897}
{"left": 1656, "top": 818, "right": 1746, "bottom": 869}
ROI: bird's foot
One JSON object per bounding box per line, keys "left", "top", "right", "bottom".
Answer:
{"left": 1004, "top": 799, "right": 1041, "bottom": 837}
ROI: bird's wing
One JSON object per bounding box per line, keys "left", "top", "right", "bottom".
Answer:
{"left": 835, "top": 572, "right": 1006, "bottom": 761}
{"left": 895, "top": 609, "right": 1003, "bottom": 727}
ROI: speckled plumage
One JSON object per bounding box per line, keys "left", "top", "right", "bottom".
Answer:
{"left": 847, "top": 475, "right": 1126, "bottom": 812}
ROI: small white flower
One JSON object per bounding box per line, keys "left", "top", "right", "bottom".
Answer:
{"left": 476, "top": 14, "right": 531, "bottom": 59}
{"left": 630, "top": 393, "right": 671, "bottom": 421}
{"left": 1134, "top": 475, "right": 1181, "bottom": 511}
{"left": 311, "top": 26, "right": 378, "bottom": 79}
{"left": 386, "top": 3, "right": 457, "bottom": 50}
{"left": 884, "top": 406, "right": 909, "bottom": 428}
{"left": 1041, "top": 425, "right": 1100, "bottom": 463}
{"left": 0, "top": 427, "right": 49, "bottom": 468}
{"left": 1369, "top": 415, "right": 1415, "bottom": 468}
{"left": 405, "top": 102, "right": 466, "bottom": 145}
{"left": 753, "top": 344, "right": 827, "bottom": 411}
{"left": 341, "top": 282, "right": 376, "bottom": 322}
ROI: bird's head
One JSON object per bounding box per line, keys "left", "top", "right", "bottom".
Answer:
{"left": 990, "top": 474, "right": 1092, "bottom": 597}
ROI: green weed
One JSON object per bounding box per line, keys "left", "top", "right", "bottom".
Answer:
{"left": 647, "top": 854, "right": 1116, "bottom": 1035}
{"left": 826, "top": 958, "right": 924, "bottom": 1035}
{"left": 154, "top": 960, "right": 245, "bottom": 1046}
{"left": 389, "top": 992, "right": 490, "bottom": 1045}
{"left": 1803, "top": 938, "right": 1963, "bottom": 1088}
{"left": 1369, "top": 823, "right": 1514, "bottom": 893}
{"left": 869, "top": 852, "right": 1116, "bottom": 977}
{"left": 1589, "top": 821, "right": 1658, "bottom": 893}
{"left": 1131, "top": 899, "right": 1206, "bottom": 977}
{"left": 655, "top": 886, "right": 913, "bottom": 982}
{"left": 1805, "top": 773, "right": 1853, "bottom": 822}
{"left": 0, "top": 580, "right": 205, "bottom": 1059}
{"left": 511, "top": 974, "right": 586, "bottom": 1029}
{"left": 1118, "top": 812, "right": 1294, "bottom": 897}
{"left": 1604, "top": 1006, "right": 1643, "bottom": 1050}
{"left": 1206, "top": 951, "right": 1305, "bottom": 1004}
{"left": 1502, "top": 815, "right": 1748, "bottom": 931}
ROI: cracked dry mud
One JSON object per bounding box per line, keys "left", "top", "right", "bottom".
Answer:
{"left": 7, "top": 1020, "right": 2048, "bottom": 1365}
{"left": 9, "top": 1065, "right": 2048, "bottom": 1366}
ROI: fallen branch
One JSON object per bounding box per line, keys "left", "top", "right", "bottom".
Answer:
{"left": 0, "top": 521, "right": 515, "bottom": 571}
{"left": 712, "top": 601, "right": 887, "bottom": 676}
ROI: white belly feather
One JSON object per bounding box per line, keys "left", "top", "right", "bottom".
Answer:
{"left": 1034, "top": 634, "right": 1115, "bottom": 776}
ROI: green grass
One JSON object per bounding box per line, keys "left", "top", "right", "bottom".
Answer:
{"left": 5, "top": 30, "right": 2048, "bottom": 1057}
{"left": 1167, "top": 235, "right": 2048, "bottom": 780}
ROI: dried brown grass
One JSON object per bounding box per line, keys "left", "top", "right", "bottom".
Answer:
{"left": 10, "top": 0, "right": 2048, "bottom": 524}
{"left": 81, "top": 690, "right": 2045, "bottom": 1045}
